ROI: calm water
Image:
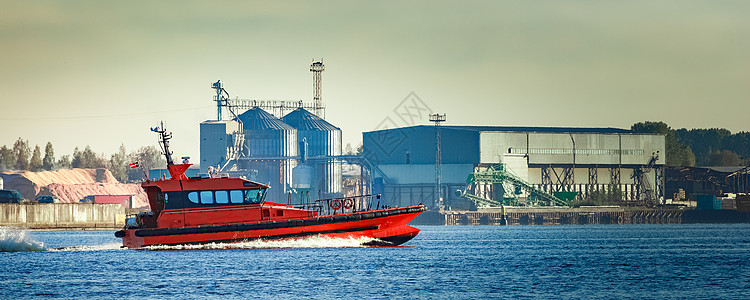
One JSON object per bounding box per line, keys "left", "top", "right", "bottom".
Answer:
{"left": 2, "top": 224, "right": 749, "bottom": 299}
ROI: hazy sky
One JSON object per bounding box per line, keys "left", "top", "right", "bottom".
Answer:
{"left": 1, "top": 1, "right": 748, "bottom": 161}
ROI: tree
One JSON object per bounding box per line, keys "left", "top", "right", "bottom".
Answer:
{"left": 12, "top": 138, "right": 31, "bottom": 170}
{"left": 724, "top": 131, "right": 750, "bottom": 159}
{"left": 631, "top": 121, "right": 695, "bottom": 166}
{"left": 43, "top": 142, "right": 55, "bottom": 170}
{"left": 0, "top": 145, "right": 13, "bottom": 171}
{"left": 675, "top": 128, "right": 732, "bottom": 165}
{"left": 72, "top": 146, "right": 106, "bottom": 168}
{"left": 578, "top": 185, "right": 623, "bottom": 206}
{"left": 109, "top": 144, "right": 129, "bottom": 182}
{"left": 707, "top": 150, "right": 742, "bottom": 166}
{"left": 345, "top": 143, "right": 354, "bottom": 155}
{"left": 57, "top": 155, "right": 72, "bottom": 169}
{"left": 71, "top": 147, "right": 81, "bottom": 168}
{"left": 29, "top": 145, "right": 43, "bottom": 171}
{"left": 127, "top": 146, "right": 166, "bottom": 181}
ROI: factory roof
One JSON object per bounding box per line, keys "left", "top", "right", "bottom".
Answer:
{"left": 368, "top": 125, "right": 634, "bottom": 134}
{"left": 282, "top": 108, "right": 340, "bottom": 131}
{"left": 236, "top": 107, "right": 295, "bottom": 131}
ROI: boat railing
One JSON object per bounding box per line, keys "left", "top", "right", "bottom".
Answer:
{"left": 293, "top": 194, "right": 389, "bottom": 216}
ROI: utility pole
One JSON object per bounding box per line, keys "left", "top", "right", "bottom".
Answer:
{"left": 430, "top": 113, "right": 446, "bottom": 210}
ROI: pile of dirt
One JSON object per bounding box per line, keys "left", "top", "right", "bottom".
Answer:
{"left": 20, "top": 168, "right": 119, "bottom": 185}
{"left": 0, "top": 169, "right": 148, "bottom": 208}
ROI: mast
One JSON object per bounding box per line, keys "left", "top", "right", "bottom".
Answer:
{"left": 151, "top": 122, "right": 191, "bottom": 180}
{"left": 151, "top": 121, "right": 175, "bottom": 166}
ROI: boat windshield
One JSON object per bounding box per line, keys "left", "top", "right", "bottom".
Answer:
{"left": 242, "top": 188, "right": 265, "bottom": 204}
{"left": 165, "top": 188, "right": 267, "bottom": 208}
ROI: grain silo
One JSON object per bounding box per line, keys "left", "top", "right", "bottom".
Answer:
{"left": 282, "top": 107, "right": 342, "bottom": 196}
{"left": 236, "top": 107, "right": 298, "bottom": 200}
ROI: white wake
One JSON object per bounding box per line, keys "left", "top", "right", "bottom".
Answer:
{"left": 47, "top": 243, "right": 124, "bottom": 252}
{"left": 142, "top": 235, "right": 381, "bottom": 251}
{"left": 0, "top": 227, "right": 45, "bottom": 252}
{"left": 1, "top": 227, "right": 384, "bottom": 252}
{"left": 0, "top": 227, "right": 124, "bottom": 252}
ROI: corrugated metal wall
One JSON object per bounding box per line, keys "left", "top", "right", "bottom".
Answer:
{"left": 479, "top": 131, "right": 666, "bottom": 166}
{"left": 199, "top": 121, "right": 236, "bottom": 173}
{"left": 362, "top": 126, "right": 480, "bottom": 165}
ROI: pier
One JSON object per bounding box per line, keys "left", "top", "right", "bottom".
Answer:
{"left": 412, "top": 207, "right": 750, "bottom": 225}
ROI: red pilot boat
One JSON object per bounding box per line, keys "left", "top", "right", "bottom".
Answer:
{"left": 115, "top": 125, "right": 425, "bottom": 249}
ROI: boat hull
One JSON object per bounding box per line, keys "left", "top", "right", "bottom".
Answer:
{"left": 117, "top": 205, "right": 425, "bottom": 248}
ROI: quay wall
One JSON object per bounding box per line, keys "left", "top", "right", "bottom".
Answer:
{"left": 0, "top": 204, "right": 125, "bottom": 229}
{"left": 412, "top": 208, "right": 750, "bottom": 225}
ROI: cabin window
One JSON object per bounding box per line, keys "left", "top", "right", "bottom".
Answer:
{"left": 215, "top": 190, "right": 229, "bottom": 204}
{"left": 257, "top": 189, "right": 266, "bottom": 203}
{"left": 200, "top": 191, "right": 213, "bottom": 204}
{"left": 230, "top": 190, "right": 244, "bottom": 204}
{"left": 188, "top": 192, "right": 199, "bottom": 204}
{"left": 245, "top": 189, "right": 261, "bottom": 204}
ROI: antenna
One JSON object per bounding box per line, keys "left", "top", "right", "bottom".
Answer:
{"left": 310, "top": 60, "right": 325, "bottom": 118}
{"left": 429, "top": 113, "right": 446, "bottom": 209}
{"left": 151, "top": 121, "right": 175, "bottom": 166}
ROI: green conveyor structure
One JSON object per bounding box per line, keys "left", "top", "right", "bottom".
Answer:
{"left": 461, "top": 164, "right": 570, "bottom": 207}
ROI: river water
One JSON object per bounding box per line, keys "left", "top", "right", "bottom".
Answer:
{"left": 1, "top": 224, "right": 748, "bottom": 299}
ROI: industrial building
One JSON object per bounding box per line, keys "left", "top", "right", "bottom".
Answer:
{"left": 199, "top": 61, "right": 344, "bottom": 202}
{"left": 362, "top": 125, "right": 666, "bottom": 209}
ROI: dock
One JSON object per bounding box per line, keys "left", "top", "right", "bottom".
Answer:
{"left": 413, "top": 207, "right": 750, "bottom": 225}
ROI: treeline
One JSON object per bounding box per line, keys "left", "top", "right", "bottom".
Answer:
{"left": 631, "top": 122, "right": 750, "bottom": 167}
{"left": 0, "top": 138, "right": 165, "bottom": 183}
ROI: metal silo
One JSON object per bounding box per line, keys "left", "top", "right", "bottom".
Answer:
{"left": 282, "top": 107, "right": 342, "bottom": 196}
{"left": 236, "top": 107, "right": 298, "bottom": 201}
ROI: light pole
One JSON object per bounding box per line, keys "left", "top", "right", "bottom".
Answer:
{"left": 430, "top": 113, "right": 446, "bottom": 210}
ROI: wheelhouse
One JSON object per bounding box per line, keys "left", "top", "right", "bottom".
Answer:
{"left": 162, "top": 187, "right": 267, "bottom": 209}
{"left": 143, "top": 177, "right": 269, "bottom": 212}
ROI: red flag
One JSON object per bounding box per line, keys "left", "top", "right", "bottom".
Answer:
{"left": 129, "top": 162, "right": 139, "bottom": 169}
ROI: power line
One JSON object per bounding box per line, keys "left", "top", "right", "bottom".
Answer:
{"left": 0, "top": 105, "right": 214, "bottom": 121}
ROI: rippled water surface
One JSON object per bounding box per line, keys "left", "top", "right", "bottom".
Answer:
{"left": 2, "top": 224, "right": 749, "bottom": 299}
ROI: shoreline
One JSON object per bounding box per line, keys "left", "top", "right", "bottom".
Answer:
{"left": 412, "top": 208, "right": 750, "bottom": 225}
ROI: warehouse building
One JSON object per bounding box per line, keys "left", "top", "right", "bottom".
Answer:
{"left": 362, "top": 125, "right": 665, "bottom": 209}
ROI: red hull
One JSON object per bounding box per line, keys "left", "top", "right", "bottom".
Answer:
{"left": 117, "top": 205, "right": 425, "bottom": 248}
